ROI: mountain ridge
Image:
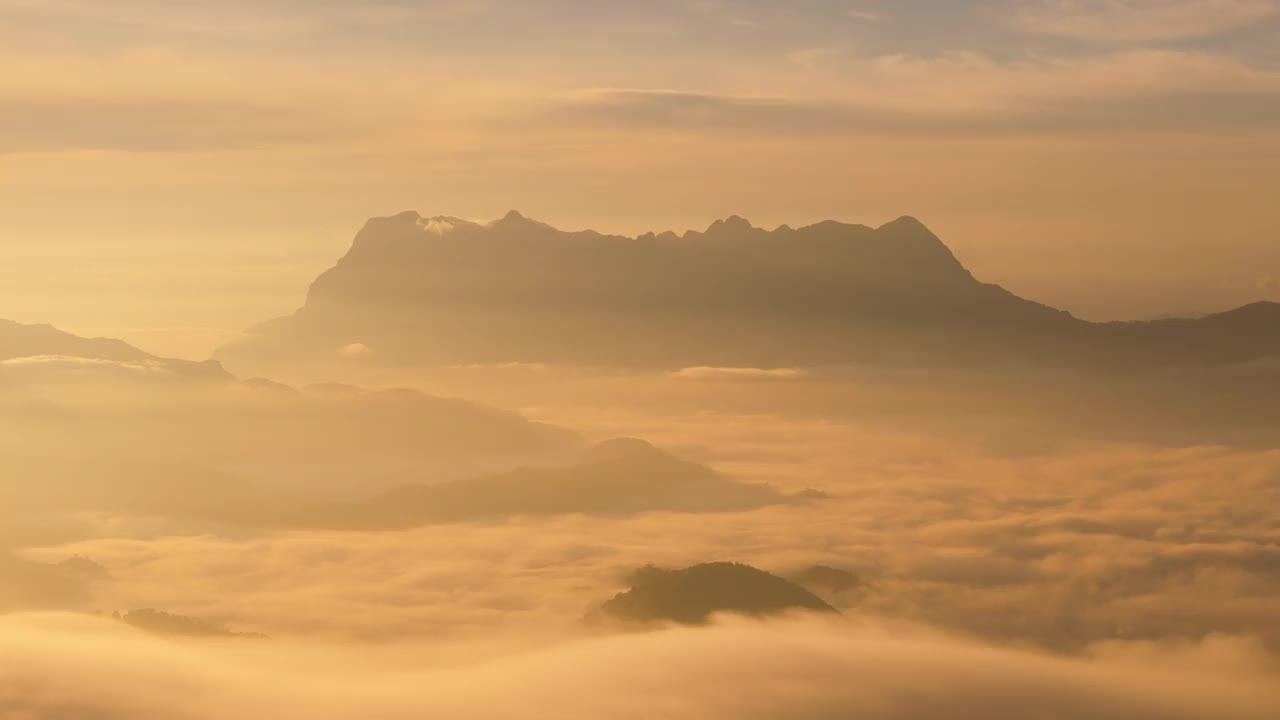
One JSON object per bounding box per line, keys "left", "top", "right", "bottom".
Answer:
{"left": 294, "top": 437, "right": 804, "bottom": 530}
{"left": 1, "top": 318, "right": 231, "bottom": 381}
{"left": 214, "top": 211, "right": 1279, "bottom": 372}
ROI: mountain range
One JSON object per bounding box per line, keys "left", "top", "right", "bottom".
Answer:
{"left": 0, "top": 319, "right": 230, "bottom": 381}
{"left": 295, "top": 438, "right": 810, "bottom": 530}
{"left": 0, "top": 319, "right": 583, "bottom": 530}
{"left": 215, "top": 212, "right": 1280, "bottom": 372}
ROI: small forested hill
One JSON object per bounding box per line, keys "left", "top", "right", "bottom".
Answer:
{"left": 596, "top": 562, "right": 839, "bottom": 626}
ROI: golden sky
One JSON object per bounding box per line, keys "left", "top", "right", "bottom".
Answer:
{"left": 2, "top": 0, "right": 1279, "bottom": 357}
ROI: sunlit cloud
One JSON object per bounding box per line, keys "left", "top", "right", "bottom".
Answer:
{"left": 669, "top": 367, "right": 808, "bottom": 381}
{"left": 0, "top": 355, "right": 169, "bottom": 375}
{"left": 553, "top": 50, "right": 1280, "bottom": 136}
{"left": 0, "top": 0, "right": 489, "bottom": 39}
{"left": 847, "top": 8, "right": 887, "bottom": 23}
{"left": 0, "top": 97, "right": 352, "bottom": 154}
{"left": 2, "top": 613, "right": 1276, "bottom": 720}
{"left": 1004, "top": 0, "right": 1278, "bottom": 42}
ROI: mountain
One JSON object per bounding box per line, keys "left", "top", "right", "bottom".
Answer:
{"left": 0, "top": 319, "right": 583, "bottom": 527}
{"left": 6, "top": 381, "right": 582, "bottom": 527}
{"left": 1097, "top": 301, "right": 1280, "bottom": 367}
{"left": 0, "top": 319, "right": 230, "bottom": 381}
{"left": 215, "top": 211, "right": 1280, "bottom": 372}
{"left": 296, "top": 438, "right": 805, "bottom": 529}
{"left": 0, "top": 318, "right": 577, "bottom": 472}
{"left": 213, "top": 212, "right": 1082, "bottom": 371}
{"left": 593, "top": 562, "right": 838, "bottom": 626}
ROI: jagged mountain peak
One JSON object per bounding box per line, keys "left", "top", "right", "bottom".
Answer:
{"left": 879, "top": 215, "right": 930, "bottom": 232}
{"left": 215, "top": 210, "right": 1280, "bottom": 373}
{"left": 706, "top": 215, "right": 755, "bottom": 234}
{"left": 356, "top": 210, "right": 951, "bottom": 245}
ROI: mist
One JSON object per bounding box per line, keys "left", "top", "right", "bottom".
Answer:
{"left": 6, "top": 613, "right": 1279, "bottom": 720}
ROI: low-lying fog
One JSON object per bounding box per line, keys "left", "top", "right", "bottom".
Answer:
{"left": 2, "top": 364, "right": 1278, "bottom": 718}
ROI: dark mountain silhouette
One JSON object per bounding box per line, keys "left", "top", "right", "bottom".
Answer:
{"left": 593, "top": 562, "right": 838, "bottom": 626}
{"left": 1096, "top": 301, "right": 1280, "bottom": 366}
{"left": 215, "top": 211, "right": 1280, "bottom": 372}
{"left": 10, "top": 381, "right": 582, "bottom": 526}
{"left": 1, "top": 319, "right": 230, "bottom": 381}
{"left": 297, "top": 438, "right": 805, "bottom": 529}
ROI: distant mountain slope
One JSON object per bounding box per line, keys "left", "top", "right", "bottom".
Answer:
{"left": 216, "top": 211, "right": 1279, "bottom": 372}
{"left": 0, "top": 319, "right": 148, "bottom": 362}
{"left": 1, "top": 319, "right": 230, "bottom": 381}
{"left": 297, "top": 438, "right": 804, "bottom": 529}
{"left": 2, "top": 323, "right": 583, "bottom": 527}
{"left": 7, "top": 380, "right": 582, "bottom": 526}
{"left": 0, "top": 318, "right": 576, "bottom": 469}
{"left": 594, "top": 562, "right": 838, "bottom": 626}
{"left": 1098, "top": 301, "right": 1280, "bottom": 366}
{"left": 263, "top": 384, "right": 581, "bottom": 465}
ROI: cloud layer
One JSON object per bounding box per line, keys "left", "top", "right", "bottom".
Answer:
{"left": 2, "top": 613, "right": 1277, "bottom": 720}
{"left": 1006, "top": 0, "right": 1278, "bottom": 42}
{"left": 668, "top": 367, "right": 807, "bottom": 381}
{"left": 4, "top": 363, "right": 1280, "bottom": 716}
{"left": 10, "top": 409, "right": 1279, "bottom": 652}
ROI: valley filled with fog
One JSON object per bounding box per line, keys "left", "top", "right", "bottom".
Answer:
{"left": 4, "top": 246, "right": 1279, "bottom": 717}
